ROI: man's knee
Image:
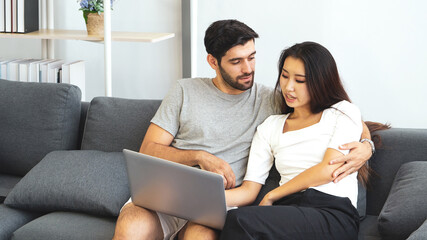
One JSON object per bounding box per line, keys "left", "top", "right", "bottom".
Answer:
{"left": 113, "top": 203, "right": 163, "bottom": 240}
{"left": 178, "top": 222, "right": 219, "bottom": 240}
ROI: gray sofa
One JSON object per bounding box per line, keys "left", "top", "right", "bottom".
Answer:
{"left": 0, "top": 79, "right": 426, "bottom": 240}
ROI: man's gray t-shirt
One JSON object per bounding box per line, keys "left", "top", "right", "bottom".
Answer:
{"left": 151, "top": 78, "right": 278, "bottom": 185}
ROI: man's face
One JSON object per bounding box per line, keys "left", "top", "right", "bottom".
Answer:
{"left": 217, "top": 40, "right": 256, "bottom": 94}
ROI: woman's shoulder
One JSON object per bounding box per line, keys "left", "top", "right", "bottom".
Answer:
{"left": 325, "top": 100, "right": 361, "bottom": 124}
{"left": 257, "top": 114, "right": 288, "bottom": 132}
{"left": 263, "top": 114, "right": 288, "bottom": 124}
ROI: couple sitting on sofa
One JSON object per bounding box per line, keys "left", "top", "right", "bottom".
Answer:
{"left": 113, "top": 19, "right": 381, "bottom": 240}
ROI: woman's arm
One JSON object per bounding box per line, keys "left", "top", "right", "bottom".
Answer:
{"left": 330, "top": 121, "right": 373, "bottom": 182}
{"left": 259, "top": 148, "right": 344, "bottom": 206}
{"left": 228, "top": 117, "right": 276, "bottom": 207}
{"left": 225, "top": 181, "right": 263, "bottom": 207}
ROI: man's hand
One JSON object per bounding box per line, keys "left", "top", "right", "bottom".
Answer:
{"left": 197, "top": 151, "right": 236, "bottom": 189}
{"left": 329, "top": 141, "right": 372, "bottom": 183}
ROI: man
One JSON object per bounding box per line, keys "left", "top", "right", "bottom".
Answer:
{"left": 113, "top": 19, "right": 373, "bottom": 240}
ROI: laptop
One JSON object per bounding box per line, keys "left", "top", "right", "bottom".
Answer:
{"left": 123, "top": 149, "right": 227, "bottom": 230}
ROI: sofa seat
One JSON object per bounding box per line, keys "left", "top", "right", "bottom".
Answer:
{"left": 0, "top": 204, "right": 41, "bottom": 239}
{"left": 11, "top": 212, "right": 116, "bottom": 240}
{"left": 0, "top": 174, "right": 21, "bottom": 203}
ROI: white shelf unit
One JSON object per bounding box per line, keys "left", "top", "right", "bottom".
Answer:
{"left": 0, "top": 0, "right": 175, "bottom": 97}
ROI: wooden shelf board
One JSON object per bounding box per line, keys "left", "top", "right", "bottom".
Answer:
{"left": 0, "top": 29, "right": 175, "bottom": 42}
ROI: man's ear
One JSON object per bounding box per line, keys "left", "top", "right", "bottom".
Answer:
{"left": 207, "top": 54, "right": 219, "bottom": 70}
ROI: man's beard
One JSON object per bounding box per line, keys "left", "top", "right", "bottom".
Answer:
{"left": 219, "top": 65, "right": 254, "bottom": 91}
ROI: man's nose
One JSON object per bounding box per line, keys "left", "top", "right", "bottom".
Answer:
{"left": 241, "top": 60, "right": 253, "bottom": 73}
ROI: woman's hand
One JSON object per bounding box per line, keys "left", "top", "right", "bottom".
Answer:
{"left": 259, "top": 193, "right": 274, "bottom": 206}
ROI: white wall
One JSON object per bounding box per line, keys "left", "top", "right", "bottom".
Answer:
{"left": 1, "top": 1, "right": 426, "bottom": 128}
{"left": 195, "top": 0, "right": 427, "bottom": 128}
{"left": 0, "top": 0, "right": 182, "bottom": 100}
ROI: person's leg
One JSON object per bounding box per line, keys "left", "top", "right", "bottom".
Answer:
{"left": 220, "top": 190, "right": 359, "bottom": 240}
{"left": 113, "top": 202, "right": 163, "bottom": 240}
{"left": 177, "top": 222, "right": 220, "bottom": 240}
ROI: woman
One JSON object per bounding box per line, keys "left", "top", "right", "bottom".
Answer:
{"left": 220, "top": 42, "right": 366, "bottom": 239}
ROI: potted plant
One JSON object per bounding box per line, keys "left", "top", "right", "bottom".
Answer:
{"left": 78, "top": 0, "right": 114, "bottom": 35}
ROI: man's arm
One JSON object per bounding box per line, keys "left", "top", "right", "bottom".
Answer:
{"left": 329, "top": 121, "right": 373, "bottom": 183}
{"left": 140, "top": 123, "right": 236, "bottom": 189}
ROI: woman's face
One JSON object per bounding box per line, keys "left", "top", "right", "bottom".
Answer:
{"left": 280, "top": 56, "right": 311, "bottom": 110}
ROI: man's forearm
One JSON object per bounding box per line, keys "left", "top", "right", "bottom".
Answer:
{"left": 140, "top": 141, "right": 201, "bottom": 167}
{"left": 361, "top": 121, "right": 371, "bottom": 140}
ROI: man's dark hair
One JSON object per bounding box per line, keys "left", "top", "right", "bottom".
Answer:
{"left": 204, "top": 19, "right": 259, "bottom": 64}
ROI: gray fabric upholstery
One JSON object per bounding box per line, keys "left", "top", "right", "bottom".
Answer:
{"left": 81, "top": 97, "right": 161, "bottom": 152}
{"left": 367, "top": 128, "right": 427, "bottom": 216}
{"left": 0, "top": 204, "right": 42, "bottom": 240}
{"left": 378, "top": 161, "right": 427, "bottom": 240}
{"left": 357, "top": 182, "right": 367, "bottom": 219}
{"left": 0, "top": 174, "right": 21, "bottom": 203}
{"left": 77, "top": 101, "right": 90, "bottom": 150}
{"left": 11, "top": 212, "right": 116, "bottom": 240}
{"left": 5, "top": 150, "right": 130, "bottom": 217}
{"left": 407, "top": 219, "right": 427, "bottom": 240}
{"left": 358, "top": 215, "right": 381, "bottom": 240}
{"left": 0, "top": 80, "right": 81, "bottom": 176}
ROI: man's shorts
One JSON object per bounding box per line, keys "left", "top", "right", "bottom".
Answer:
{"left": 122, "top": 198, "right": 188, "bottom": 240}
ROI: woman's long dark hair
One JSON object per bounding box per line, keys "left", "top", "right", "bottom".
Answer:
{"left": 274, "top": 42, "right": 389, "bottom": 185}
{"left": 275, "top": 42, "right": 350, "bottom": 114}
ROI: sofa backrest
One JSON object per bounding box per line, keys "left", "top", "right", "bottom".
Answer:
{"left": 0, "top": 79, "right": 82, "bottom": 176}
{"left": 80, "top": 97, "right": 161, "bottom": 152}
{"left": 77, "top": 101, "right": 90, "bottom": 149}
{"left": 367, "top": 128, "right": 427, "bottom": 215}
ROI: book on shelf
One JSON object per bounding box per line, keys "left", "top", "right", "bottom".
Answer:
{"left": 1, "top": 58, "right": 85, "bottom": 99}
{"left": 4, "top": 0, "right": 11, "bottom": 32}
{"left": 11, "top": 0, "right": 17, "bottom": 32}
{"left": 62, "top": 60, "right": 85, "bottom": 99}
{"left": 7, "top": 59, "right": 28, "bottom": 81}
{"left": 39, "top": 59, "right": 59, "bottom": 83}
{"left": 1, "top": 0, "right": 39, "bottom": 33}
{"left": 0, "top": 0, "right": 5, "bottom": 32}
{"left": 46, "top": 60, "right": 64, "bottom": 83}
{"left": 0, "top": 59, "right": 14, "bottom": 79}
{"left": 17, "top": 0, "right": 39, "bottom": 33}
{"left": 28, "top": 59, "right": 50, "bottom": 82}
{"left": 18, "top": 59, "right": 37, "bottom": 81}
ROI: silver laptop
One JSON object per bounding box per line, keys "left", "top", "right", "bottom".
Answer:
{"left": 123, "top": 149, "right": 227, "bottom": 230}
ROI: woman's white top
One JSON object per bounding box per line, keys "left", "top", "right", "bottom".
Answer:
{"left": 243, "top": 100, "right": 362, "bottom": 208}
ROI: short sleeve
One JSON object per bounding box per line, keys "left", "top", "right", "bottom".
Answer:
{"left": 327, "top": 101, "right": 363, "bottom": 155}
{"left": 243, "top": 116, "right": 276, "bottom": 185}
{"left": 151, "top": 81, "right": 183, "bottom": 136}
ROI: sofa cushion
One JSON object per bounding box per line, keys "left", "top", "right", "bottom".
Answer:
{"left": 4, "top": 150, "right": 130, "bottom": 217}
{"left": 11, "top": 212, "right": 116, "bottom": 240}
{"left": 358, "top": 215, "right": 381, "bottom": 240}
{"left": 367, "top": 128, "right": 427, "bottom": 216}
{"left": 407, "top": 219, "right": 427, "bottom": 240}
{"left": 0, "top": 204, "right": 42, "bottom": 240}
{"left": 378, "top": 161, "right": 427, "bottom": 240}
{"left": 0, "top": 174, "right": 21, "bottom": 203}
{"left": 81, "top": 97, "right": 161, "bottom": 152}
{"left": 0, "top": 80, "right": 81, "bottom": 176}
